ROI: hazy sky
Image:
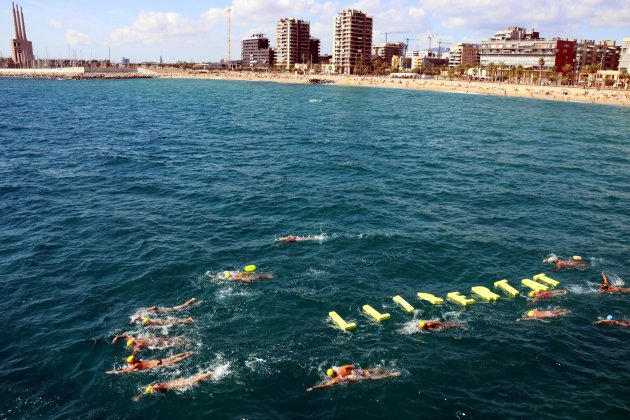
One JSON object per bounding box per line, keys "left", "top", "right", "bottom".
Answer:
{"left": 1, "top": 0, "right": 628, "bottom": 62}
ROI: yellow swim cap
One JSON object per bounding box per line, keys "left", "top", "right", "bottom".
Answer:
{"left": 529, "top": 291, "right": 535, "bottom": 297}
{"left": 326, "top": 368, "right": 334, "bottom": 377}
{"left": 419, "top": 321, "right": 426, "bottom": 329}
{"left": 142, "top": 317, "right": 150, "bottom": 324}
{"left": 145, "top": 385, "right": 154, "bottom": 394}
{"left": 527, "top": 310, "right": 534, "bottom": 317}
{"left": 126, "top": 339, "right": 134, "bottom": 347}
{"left": 225, "top": 272, "right": 231, "bottom": 279}
{"left": 127, "top": 355, "right": 135, "bottom": 363}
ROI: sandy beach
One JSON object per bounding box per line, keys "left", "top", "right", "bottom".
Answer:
{"left": 156, "top": 69, "right": 630, "bottom": 107}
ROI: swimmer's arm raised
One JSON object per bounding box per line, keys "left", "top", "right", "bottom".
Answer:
{"left": 112, "top": 334, "right": 130, "bottom": 343}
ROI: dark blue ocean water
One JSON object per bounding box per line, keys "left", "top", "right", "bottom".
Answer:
{"left": 1, "top": 78, "right": 629, "bottom": 419}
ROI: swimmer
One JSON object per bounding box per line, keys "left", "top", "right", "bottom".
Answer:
{"left": 146, "top": 298, "right": 199, "bottom": 314}
{"left": 529, "top": 290, "right": 568, "bottom": 302}
{"left": 418, "top": 321, "right": 467, "bottom": 331}
{"left": 133, "top": 371, "right": 214, "bottom": 401}
{"left": 306, "top": 365, "right": 400, "bottom": 391}
{"left": 276, "top": 235, "right": 318, "bottom": 243}
{"left": 543, "top": 256, "right": 589, "bottom": 271}
{"left": 131, "top": 316, "right": 195, "bottom": 326}
{"left": 517, "top": 308, "right": 570, "bottom": 321}
{"left": 600, "top": 272, "right": 630, "bottom": 293}
{"left": 112, "top": 334, "right": 189, "bottom": 356}
{"left": 593, "top": 315, "right": 630, "bottom": 327}
{"left": 105, "top": 352, "right": 192, "bottom": 374}
{"left": 224, "top": 271, "right": 273, "bottom": 284}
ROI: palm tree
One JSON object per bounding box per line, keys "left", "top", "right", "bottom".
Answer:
{"left": 538, "top": 58, "right": 545, "bottom": 85}
{"left": 562, "top": 64, "right": 573, "bottom": 85}
{"left": 619, "top": 69, "right": 629, "bottom": 89}
{"left": 487, "top": 62, "right": 496, "bottom": 82}
{"left": 515, "top": 65, "right": 524, "bottom": 84}
{"left": 586, "top": 64, "right": 599, "bottom": 87}
{"left": 497, "top": 61, "right": 506, "bottom": 82}
{"left": 546, "top": 66, "right": 557, "bottom": 86}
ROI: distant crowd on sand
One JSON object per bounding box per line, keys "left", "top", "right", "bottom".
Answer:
{"left": 153, "top": 69, "right": 630, "bottom": 107}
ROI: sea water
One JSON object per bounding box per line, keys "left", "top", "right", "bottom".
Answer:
{"left": 0, "top": 78, "right": 629, "bottom": 418}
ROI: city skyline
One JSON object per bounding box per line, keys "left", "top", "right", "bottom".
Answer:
{"left": 0, "top": 0, "right": 628, "bottom": 62}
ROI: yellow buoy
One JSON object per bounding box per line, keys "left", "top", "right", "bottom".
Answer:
{"left": 244, "top": 265, "right": 256, "bottom": 272}
{"left": 572, "top": 256, "right": 582, "bottom": 261}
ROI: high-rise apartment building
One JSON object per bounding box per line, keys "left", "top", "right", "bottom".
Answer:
{"left": 333, "top": 9, "right": 373, "bottom": 74}
{"left": 449, "top": 43, "right": 480, "bottom": 67}
{"left": 619, "top": 38, "right": 630, "bottom": 71}
{"left": 575, "top": 40, "right": 620, "bottom": 73}
{"left": 242, "top": 33, "right": 274, "bottom": 68}
{"left": 275, "top": 18, "right": 310, "bottom": 69}
{"left": 309, "top": 38, "right": 320, "bottom": 64}
{"left": 11, "top": 2, "right": 34, "bottom": 68}
{"left": 372, "top": 43, "right": 405, "bottom": 67}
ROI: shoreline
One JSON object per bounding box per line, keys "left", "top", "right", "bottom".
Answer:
{"left": 157, "top": 70, "right": 630, "bottom": 107}
{"left": 2, "top": 68, "right": 628, "bottom": 107}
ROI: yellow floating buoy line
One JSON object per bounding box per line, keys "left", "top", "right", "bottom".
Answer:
{"left": 327, "top": 274, "right": 560, "bottom": 331}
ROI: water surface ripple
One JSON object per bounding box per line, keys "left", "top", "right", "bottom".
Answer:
{"left": 1, "top": 79, "right": 629, "bottom": 418}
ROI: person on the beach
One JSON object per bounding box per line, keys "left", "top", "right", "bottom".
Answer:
{"left": 600, "top": 272, "right": 630, "bottom": 293}
{"left": 112, "top": 334, "right": 189, "bottom": 355}
{"left": 133, "top": 371, "right": 214, "bottom": 401}
{"left": 131, "top": 316, "right": 195, "bottom": 326}
{"left": 529, "top": 290, "right": 568, "bottom": 302}
{"left": 146, "top": 298, "right": 199, "bottom": 314}
{"left": 224, "top": 271, "right": 273, "bottom": 284}
{"left": 543, "top": 256, "right": 589, "bottom": 271}
{"left": 105, "top": 352, "right": 192, "bottom": 374}
{"left": 276, "top": 235, "right": 318, "bottom": 243}
{"left": 306, "top": 365, "right": 400, "bottom": 391}
{"left": 517, "top": 308, "right": 569, "bottom": 321}
{"left": 593, "top": 315, "right": 630, "bottom": 327}
{"left": 418, "top": 321, "right": 467, "bottom": 331}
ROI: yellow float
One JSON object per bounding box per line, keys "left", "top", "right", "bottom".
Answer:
{"left": 533, "top": 273, "right": 560, "bottom": 287}
{"left": 494, "top": 279, "right": 520, "bottom": 296}
{"left": 392, "top": 295, "right": 415, "bottom": 313}
{"left": 471, "top": 286, "right": 500, "bottom": 302}
{"left": 362, "top": 305, "right": 391, "bottom": 322}
{"left": 447, "top": 292, "right": 476, "bottom": 306}
{"left": 328, "top": 311, "right": 356, "bottom": 331}
{"left": 521, "top": 278, "right": 549, "bottom": 292}
{"left": 417, "top": 292, "right": 444, "bottom": 305}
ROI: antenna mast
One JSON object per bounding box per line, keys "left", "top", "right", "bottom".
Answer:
{"left": 226, "top": 8, "right": 231, "bottom": 70}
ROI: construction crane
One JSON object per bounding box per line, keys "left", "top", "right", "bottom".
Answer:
{"left": 437, "top": 40, "right": 451, "bottom": 58}
{"left": 379, "top": 31, "right": 408, "bottom": 44}
{"left": 404, "top": 38, "right": 422, "bottom": 55}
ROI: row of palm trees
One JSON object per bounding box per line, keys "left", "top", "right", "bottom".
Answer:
{"left": 439, "top": 60, "right": 629, "bottom": 89}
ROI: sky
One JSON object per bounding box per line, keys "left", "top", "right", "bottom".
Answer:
{"left": 1, "top": 0, "right": 628, "bottom": 62}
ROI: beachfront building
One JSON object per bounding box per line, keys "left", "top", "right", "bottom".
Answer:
{"left": 372, "top": 43, "right": 405, "bottom": 67}
{"left": 333, "top": 9, "right": 373, "bottom": 74}
{"left": 242, "top": 33, "right": 274, "bottom": 68}
{"left": 479, "top": 27, "right": 575, "bottom": 74}
{"left": 617, "top": 38, "right": 630, "bottom": 71}
{"left": 449, "top": 43, "right": 479, "bottom": 68}
{"left": 10, "top": 2, "right": 34, "bottom": 68}
{"left": 275, "top": 18, "right": 310, "bottom": 69}
{"left": 575, "top": 40, "right": 620, "bottom": 75}
{"left": 309, "top": 38, "right": 320, "bottom": 64}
